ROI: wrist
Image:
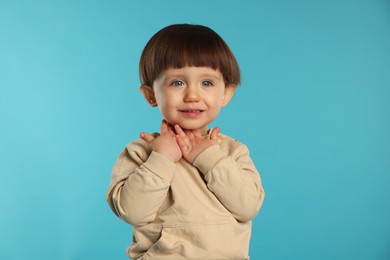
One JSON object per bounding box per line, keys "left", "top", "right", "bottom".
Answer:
{"left": 155, "top": 150, "right": 181, "bottom": 163}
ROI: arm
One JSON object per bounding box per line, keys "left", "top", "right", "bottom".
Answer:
{"left": 193, "top": 143, "right": 265, "bottom": 222}
{"left": 106, "top": 142, "right": 176, "bottom": 226}
{"left": 107, "top": 120, "right": 182, "bottom": 226}
{"left": 174, "top": 126, "right": 264, "bottom": 222}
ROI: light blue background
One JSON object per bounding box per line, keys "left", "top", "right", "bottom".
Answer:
{"left": 1, "top": 0, "right": 389, "bottom": 259}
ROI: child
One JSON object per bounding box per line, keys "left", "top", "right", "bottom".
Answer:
{"left": 106, "top": 24, "right": 265, "bottom": 260}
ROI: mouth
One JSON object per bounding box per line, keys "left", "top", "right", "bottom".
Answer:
{"left": 179, "top": 109, "right": 205, "bottom": 118}
{"left": 179, "top": 109, "right": 204, "bottom": 113}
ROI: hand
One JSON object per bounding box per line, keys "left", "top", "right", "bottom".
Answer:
{"left": 140, "top": 120, "right": 182, "bottom": 163}
{"left": 175, "top": 125, "right": 220, "bottom": 164}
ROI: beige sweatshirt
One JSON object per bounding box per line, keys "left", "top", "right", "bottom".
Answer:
{"left": 106, "top": 132, "right": 265, "bottom": 260}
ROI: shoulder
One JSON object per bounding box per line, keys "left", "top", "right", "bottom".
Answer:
{"left": 217, "top": 132, "right": 250, "bottom": 157}
{"left": 124, "top": 133, "right": 158, "bottom": 162}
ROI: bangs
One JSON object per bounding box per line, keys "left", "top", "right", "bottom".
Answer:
{"left": 139, "top": 24, "right": 240, "bottom": 87}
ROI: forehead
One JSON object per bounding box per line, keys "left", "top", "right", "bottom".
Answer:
{"left": 158, "top": 66, "right": 223, "bottom": 80}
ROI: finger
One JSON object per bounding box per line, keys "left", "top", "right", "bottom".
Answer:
{"left": 175, "top": 134, "right": 185, "bottom": 148}
{"left": 160, "top": 120, "right": 169, "bottom": 135}
{"left": 140, "top": 132, "right": 155, "bottom": 143}
{"left": 186, "top": 130, "right": 196, "bottom": 144}
{"left": 210, "top": 127, "right": 220, "bottom": 141}
{"left": 175, "top": 125, "right": 191, "bottom": 147}
{"left": 166, "top": 123, "right": 176, "bottom": 135}
{"left": 174, "top": 124, "right": 187, "bottom": 139}
{"left": 175, "top": 133, "right": 191, "bottom": 155}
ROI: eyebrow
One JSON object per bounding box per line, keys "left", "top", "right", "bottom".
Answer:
{"left": 164, "top": 73, "right": 222, "bottom": 81}
{"left": 199, "top": 73, "right": 221, "bottom": 80}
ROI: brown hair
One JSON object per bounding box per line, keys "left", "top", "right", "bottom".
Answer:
{"left": 139, "top": 24, "right": 240, "bottom": 87}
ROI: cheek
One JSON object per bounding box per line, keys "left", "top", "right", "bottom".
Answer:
{"left": 214, "top": 92, "right": 225, "bottom": 106}
{"left": 157, "top": 96, "right": 175, "bottom": 108}
{"left": 156, "top": 94, "right": 178, "bottom": 115}
{"left": 154, "top": 91, "right": 169, "bottom": 107}
{"left": 207, "top": 98, "right": 223, "bottom": 112}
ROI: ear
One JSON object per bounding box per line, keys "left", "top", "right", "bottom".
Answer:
{"left": 140, "top": 84, "right": 157, "bottom": 107}
{"left": 222, "top": 84, "right": 236, "bottom": 107}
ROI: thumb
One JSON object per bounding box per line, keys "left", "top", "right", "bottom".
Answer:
{"left": 140, "top": 132, "right": 155, "bottom": 143}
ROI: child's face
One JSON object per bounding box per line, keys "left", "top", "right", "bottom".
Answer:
{"left": 142, "top": 66, "right": 235, "bottom": 135}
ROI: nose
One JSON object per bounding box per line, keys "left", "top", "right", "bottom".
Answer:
{"left": 184, "top": 86, "right": 200, "bottom": 102}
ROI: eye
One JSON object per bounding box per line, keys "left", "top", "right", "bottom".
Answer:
{"left": 171, "top": 81, "right": 184, "bottom": 87}
{"left": 202, "top": 80, "right": 213, "bottom": 87}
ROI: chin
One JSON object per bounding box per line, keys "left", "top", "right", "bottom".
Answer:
{"left": 163, "top": 119, "right": 208, "bottom": 131}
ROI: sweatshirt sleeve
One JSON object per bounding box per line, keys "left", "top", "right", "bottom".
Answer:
{"left": 106, "top": 141, "right": 176, "bottom": 226}
{"left": 193, "top": 142, "right": 265, "bottom": 222}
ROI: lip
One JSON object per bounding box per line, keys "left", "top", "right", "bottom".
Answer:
{"left": 178, "top": 109, "right": 205, "bottom": 118}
